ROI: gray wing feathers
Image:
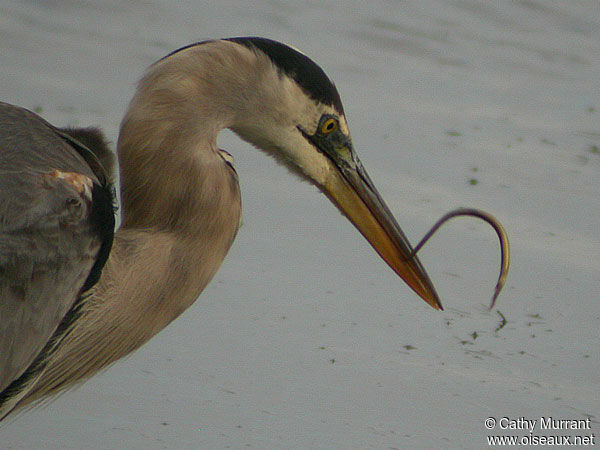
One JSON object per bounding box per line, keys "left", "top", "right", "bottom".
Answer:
{"left": 0, "top": 103, "right": 103, "bottom": 392}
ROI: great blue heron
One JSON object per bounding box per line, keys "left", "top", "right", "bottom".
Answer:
{"left": 0, "top": 37, "right": 508, "bottom": 420}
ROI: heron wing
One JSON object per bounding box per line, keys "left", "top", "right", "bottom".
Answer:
{"left": 0, "top": 102, "right": 115, "bottom": 394}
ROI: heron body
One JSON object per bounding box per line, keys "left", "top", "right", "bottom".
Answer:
{"left": 0, "top": 37, "right": 441, "bottom": 420}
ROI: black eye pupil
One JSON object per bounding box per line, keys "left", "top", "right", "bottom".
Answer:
{"left": 320, "top": 118, "right": 337, "bottom": 134}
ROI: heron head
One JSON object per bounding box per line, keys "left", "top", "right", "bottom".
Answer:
{"left": 223, "top": 37, "right": 442, "bottom": 310}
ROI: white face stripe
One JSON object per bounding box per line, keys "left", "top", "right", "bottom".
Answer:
{"left": 208, "top": 40, "right": 350, "bottom": 188}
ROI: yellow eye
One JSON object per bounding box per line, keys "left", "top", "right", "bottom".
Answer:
{"left": 320, "top": 117, "right": 338, "bottom": 135}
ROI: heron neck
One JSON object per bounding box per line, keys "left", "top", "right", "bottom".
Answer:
{"left": 116, "top": 55, "right": 242, "bottom": 234}
{"left": 15, "top": 43, "right": 256, "bottom": 405}
{"left": 109, "top": 46, "right": 244, "bottom": 319}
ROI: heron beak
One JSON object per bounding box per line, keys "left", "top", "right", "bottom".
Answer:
{"left": 321, "top": 155, "right": 443, "bottom": 310}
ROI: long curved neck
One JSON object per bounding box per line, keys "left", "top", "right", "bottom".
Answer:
{"left": 110, "top": 42, "right": 249, "bottom": 320}
{"left": 118, "top": 46, "right": 244, "bottom": 233}
{"left": 18, "top": 44, "right": 251, "bottom": 406}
